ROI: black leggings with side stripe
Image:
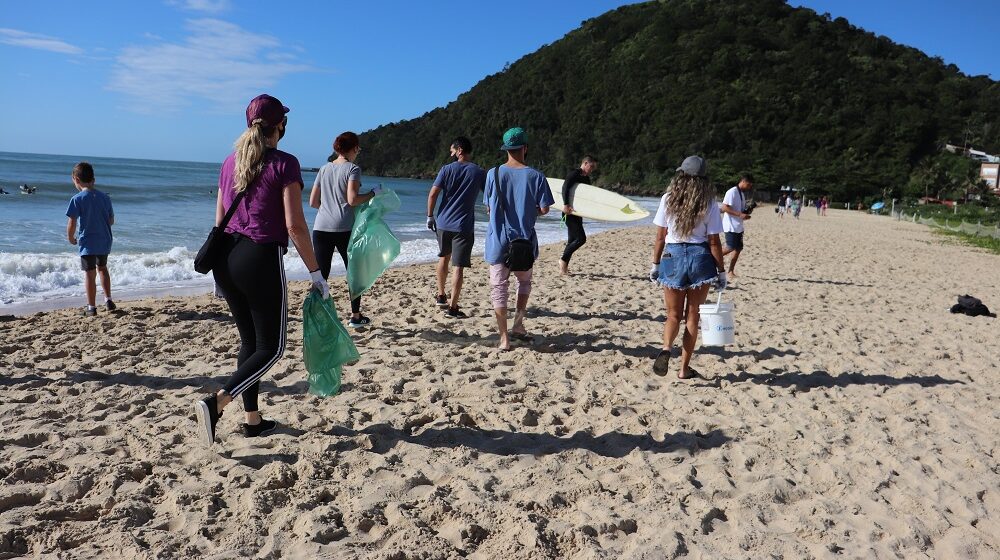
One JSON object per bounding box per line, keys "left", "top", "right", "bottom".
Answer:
{"left": 312, "top": 230, "right": 361, "bottom": 314}
{"left": 213, "top": 234, "right": 287, "bottom": 412}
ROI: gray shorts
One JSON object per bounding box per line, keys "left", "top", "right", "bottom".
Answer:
{"left": 80, "top": 254, "right": 108, "bottom": 271}
{"left": 437, "top": 230, "right": 473, "bottom": 267}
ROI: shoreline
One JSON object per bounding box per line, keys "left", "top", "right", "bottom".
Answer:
{"left": 1, "top": 234, "right": 586, "bottom": 317}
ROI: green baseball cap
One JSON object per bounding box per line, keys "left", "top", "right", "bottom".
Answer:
{"left": 500, "top": 127, "right": 527, "bottom": 150}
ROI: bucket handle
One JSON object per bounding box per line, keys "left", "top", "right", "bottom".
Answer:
{"left": 714, "top": 289, "right": 724, "bottom": 313}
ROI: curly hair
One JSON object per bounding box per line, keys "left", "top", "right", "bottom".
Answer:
{"left": 665, "top": 172, "right": 716, "bottom": 239}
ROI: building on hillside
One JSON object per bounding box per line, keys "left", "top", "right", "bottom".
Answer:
{"left": 981, "top": 162, "right": 999, "bottom": 193}
{"left": 969, "top": 149, "right": 1000, "bottom": 163}
{"left": 944, "top": 144, "right": 1000, "bottom": 163}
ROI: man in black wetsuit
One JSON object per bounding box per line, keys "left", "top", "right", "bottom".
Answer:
{"left": 559, "top": 155, "right": 598, "bottom": 276}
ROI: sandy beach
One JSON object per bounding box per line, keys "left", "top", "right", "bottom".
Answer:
{"left": 1, "top": 207, "right": 998, "bottom": 559}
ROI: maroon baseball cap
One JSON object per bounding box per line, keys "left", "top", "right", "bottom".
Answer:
{"left": 245, "top": 94, "right": 289, "bottom": 127}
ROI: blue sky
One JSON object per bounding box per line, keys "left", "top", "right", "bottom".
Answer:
{"left": 1, "top": 0, "right": 997, "bottom": 166}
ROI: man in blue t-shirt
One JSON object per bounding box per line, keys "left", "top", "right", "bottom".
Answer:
{"left": 483, "top": 127, "right": 554, "bottom": 351}
{"left": 426, "top": 136, "right": 486, "bottom": 318}
{"left": 66, "top": 161, "right": 116, "bottom": 316}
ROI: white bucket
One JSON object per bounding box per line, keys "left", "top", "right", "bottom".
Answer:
{"left": 699, "top": 292, "right": 735, "bottom": 346}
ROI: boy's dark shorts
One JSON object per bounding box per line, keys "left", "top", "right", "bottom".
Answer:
{"left": 436, "top": 230, "right": 473, "bottom": 267}
{"left": 724, "top": 232, "right": 744, "bottom": 252}
{"left": 80, "top": 254, "right": 109, "bottom": 271}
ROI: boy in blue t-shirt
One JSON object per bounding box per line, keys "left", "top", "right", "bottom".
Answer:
{"left": 66, "top": 161, "right": 116, "bottom": 316}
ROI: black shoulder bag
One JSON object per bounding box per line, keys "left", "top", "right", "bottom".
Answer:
{"left": 193, "top": 189, "right": 247, "bottom": 274}
{"left": 493, "top": 166, "right": 535, "bottom": 271}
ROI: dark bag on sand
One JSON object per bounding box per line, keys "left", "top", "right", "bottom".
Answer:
{"left": 493, "top": 166, "right": 535, "bottom": 272}
{"left": 950, "top": 294, "right": 995, "bottom": 318}
{"left": 194, "top": 190, "right": 247, "bottom": 274}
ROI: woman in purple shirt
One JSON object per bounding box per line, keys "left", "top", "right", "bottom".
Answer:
{"left": 193, "top": 94, "right": 330, "bottom": 446}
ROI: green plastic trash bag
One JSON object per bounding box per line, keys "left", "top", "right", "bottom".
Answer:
{"left": 302, "top": 290, "right": 360, "bottom": 397}
{"left": 347, "top": 188, "right": 401, "bottom": 299}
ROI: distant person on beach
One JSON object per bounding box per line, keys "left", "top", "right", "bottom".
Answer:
{"left": 66, "top": 162, "right": 115, "bottom": 316}
{"left": 785, "top": 195, "right": 793, "bottom": 215}
{"left": 649, "top": 156, "right": 726, "bottom": 379}
{"left": 792, "top": 195, "right": 802, "bottom": 218}
{"left": 559, "top": 155, "right": 598, "bottom": 276}
{"left": 720, "top": 173, "right": 753, "bottom": 277}
{"left": 426, "top": 136, "right": 485, "bottom": 318}
{"left": 821, "top": 196, "right": 829, "bottom": 216}
{"left": 193, "top": 94, "right": 331, "bottom": 446}
{"left": 777, "top": 194, "right": 787, "bottom": 218}
{"left": 814, "top": 197, "right": 822, "bottom": 215}
{"left": 310, "top": 131, "right": 381, "bottom": 328}
{"left": 483, "top": 127, "right": 554, "bottom": 351}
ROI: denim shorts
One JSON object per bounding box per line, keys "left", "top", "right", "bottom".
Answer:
{"left": 657, "top": 243, "right": 717, "bottom": 290}
{"left": 724, "top": 231, "right": 744, "bottom": 251}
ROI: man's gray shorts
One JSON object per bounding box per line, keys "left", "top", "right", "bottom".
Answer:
{"left": 437, "top": 230, "right": 473, "bottom": 267}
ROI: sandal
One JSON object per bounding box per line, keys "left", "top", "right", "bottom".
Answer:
{"left": 678, "top": 368, "right": 699, "bottom": 380}
{"left": 652, "top": 349, "right": 670, "bottom": 376}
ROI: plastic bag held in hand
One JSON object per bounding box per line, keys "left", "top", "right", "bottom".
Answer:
{"left": 347, "top": 188, "right": 401, "bottom": 299}
{"left": 426, "top": 216, "right": 436, "bottom": 232}
{"left": 302, "top": 291, "right": 360, "bottom": 397}
{"left": 648, "top": 263, "right": 660, "bottom": 284}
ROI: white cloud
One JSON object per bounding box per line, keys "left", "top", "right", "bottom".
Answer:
{"left": 108, "top": 18, "right": 312, "bottom": 112}
{"left": 166, "top": 0, "right": 231, "bottom": 14}
{"left": 0, "top": 28, "right": 83, "bottom": 55}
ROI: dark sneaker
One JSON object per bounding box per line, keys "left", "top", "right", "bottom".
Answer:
{"left": 445, "top": 307, "right": 467, "bottom": 318}
{"left": 106, "top": 300, "right": 117, "bottom": 312}
{"left": 435, "top": 295, "right": 448, "bottom": 308}
{"left": 349, "top": 315, "right": 371, "bottom": 328}
{"left": 83, "top": 306, "right": 97, "bottom": 317}
{"left": 193, "top": 394, "right": 223, "bottom": 445}
{"left": 243, "top": 418, "right": 278, "bottom": 438}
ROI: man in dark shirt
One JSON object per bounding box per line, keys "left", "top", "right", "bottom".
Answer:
{"left": 559, "top": 155, "right": 598, "bottom": 276}
{"left": 426, "top": 137, "right": 486, "bottom": 317}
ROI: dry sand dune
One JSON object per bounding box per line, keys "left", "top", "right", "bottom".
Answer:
{"left": 1, "top": 208, "right": 998, "bottom": 559}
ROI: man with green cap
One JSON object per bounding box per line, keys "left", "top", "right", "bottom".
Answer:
{"left": 483, "top": 127, "right": 555, "bottom": 351}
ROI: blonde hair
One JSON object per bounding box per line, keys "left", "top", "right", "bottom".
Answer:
{"left": 232, "top": 119, "right": 272, "bottom": 193}
{"left": 665, "top": 172, "right": 715, "bottom": 239}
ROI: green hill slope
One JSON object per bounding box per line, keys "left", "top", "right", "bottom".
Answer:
{"left": 358, "top": 0, "right": 1000, "bottom": 200}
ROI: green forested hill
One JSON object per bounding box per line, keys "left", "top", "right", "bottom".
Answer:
{"left": 358, "top": 0, "right": 1000, "bottom": 200}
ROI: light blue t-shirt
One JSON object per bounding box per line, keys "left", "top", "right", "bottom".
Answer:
{"left": 483, "top": 165, "right": 555, "bottom": 265}
{"left": 433, "top": 161, "right": 486, "bottom": 233}
{"left": 66, "top": 189, "right": 114, "bottom": 255}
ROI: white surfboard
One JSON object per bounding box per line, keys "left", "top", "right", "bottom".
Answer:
{"left": 547, "top": 178, "right": 650, "bottom": 222}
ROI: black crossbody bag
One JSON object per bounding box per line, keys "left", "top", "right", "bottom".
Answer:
{"left": 493, "top": 166, "right": 535, "bottom": 271}
{"left": 193, "top": 189, "right": 247, "bottom": 274}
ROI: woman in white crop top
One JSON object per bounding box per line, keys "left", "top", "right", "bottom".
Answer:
{"left": 648, "top": 156, "right": 726, "bottom": 379}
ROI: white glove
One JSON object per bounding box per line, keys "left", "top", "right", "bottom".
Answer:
{"left": 426, "top": 216, "right": 437, "bottom": 232}
{"left": 309, "top": 269, "right": 330, "bottom": 300}
{"left": 649, "top": 263, "right": 660, "bottom": 284}
{"left": 716, "top": 271, "right": 728, "bottom": 291}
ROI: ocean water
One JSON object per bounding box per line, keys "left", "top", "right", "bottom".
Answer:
{"left": 0, "top": 151, "right": 659, "bottom": 313}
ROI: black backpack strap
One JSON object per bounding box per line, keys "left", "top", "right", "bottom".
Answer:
{"left": 218, "top": 189, "right": 248, "bottom": 230}
{"left": 494, "top": 166, "right": 510, "bottom": 243}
